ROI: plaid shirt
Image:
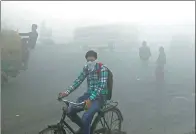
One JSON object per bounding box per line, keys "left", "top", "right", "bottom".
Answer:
{"left": 67, "top": 63, "right": 109, "bottom": 100}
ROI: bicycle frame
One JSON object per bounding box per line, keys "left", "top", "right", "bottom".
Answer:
{"left": 50, "top": 108, "right": 112, "bottom": 134}
{"left": 47, "top": 100, "right": 120, "bottom": 134}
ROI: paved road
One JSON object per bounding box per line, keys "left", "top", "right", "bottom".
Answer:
{"left": 2, "top": 44, "right": 195, "bottom": 134}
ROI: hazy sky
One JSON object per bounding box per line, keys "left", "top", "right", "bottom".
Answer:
{"left": 2, "top": 1, "right": 195, "bottom": 25}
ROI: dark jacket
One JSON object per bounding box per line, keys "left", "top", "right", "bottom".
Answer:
{"left": 19, "top": 31, "right": 38, "bottom": 48}
{"left": 139, "top": 46, "right": 151, "bottom": 61}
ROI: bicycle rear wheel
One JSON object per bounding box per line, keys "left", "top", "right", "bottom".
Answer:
{"left": 91, "top": 107, "right": 123, "bottom": 134}
{"left": 39, "top": 127, "right": 64, "bottom": 134}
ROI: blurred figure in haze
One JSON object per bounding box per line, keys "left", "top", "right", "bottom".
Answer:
{"left": 155, "top": 46, "right": 166, "bottom": 84}
{"left": 138, "top": 41, "right": 151, "bottom": 80}
{"left": 19, "top": 24, "right": 38, "bottom": 49}
{"left": 19, "top": 24, "right": 38, "bottom": 70}
{"left": 139, "top": 41, "right": 151, "bottom": 64}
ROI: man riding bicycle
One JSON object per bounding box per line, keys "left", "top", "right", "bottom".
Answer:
{"left": 58, "top": 50, "right": 110, "bottom": 134}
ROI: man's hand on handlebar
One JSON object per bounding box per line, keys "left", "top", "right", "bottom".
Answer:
{"left": 58, "top": 90, "right": 69, "bottom": 99}
{"left": 57, "top": 90, "right": 92, "bottom": 110}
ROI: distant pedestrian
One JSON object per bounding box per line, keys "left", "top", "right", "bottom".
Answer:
{"left": 139, "top": 41, "right": 151, "bottom": 66}
{"left": 19, "top": 24, "right": 38, "bottom": 49}
{"left": 155, "top": 46, "right": 166, "bottom": 83}
{"left": 138, "top": 41, "right": 151, "bottom": 80}
{"left": 19, "top": 24, "right": 38, "bottom": 70}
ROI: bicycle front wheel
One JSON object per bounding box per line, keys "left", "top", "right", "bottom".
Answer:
{"left": 91, "top": 107, "right": 123, "bottom": 134}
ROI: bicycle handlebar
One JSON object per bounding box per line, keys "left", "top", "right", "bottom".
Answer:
{"left": 58, "top": 98, "right": 85, "bottom": 106}
{"left": 58, "top": 98, "right": 119, "bottom": 110}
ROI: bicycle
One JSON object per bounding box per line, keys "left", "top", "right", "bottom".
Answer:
{"left": 39, "top": 98, "right": 123, "bottom": 134}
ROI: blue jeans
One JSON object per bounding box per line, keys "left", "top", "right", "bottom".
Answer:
{"left": 67, "top": 93, "right": 106, "bottom": 134}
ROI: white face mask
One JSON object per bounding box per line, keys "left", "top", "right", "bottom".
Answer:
{"left": 87, "top": 60, "right": 97, "bottom": 71}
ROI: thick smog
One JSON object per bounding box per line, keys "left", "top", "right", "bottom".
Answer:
{"left": 1, "top": 1, "right": 195, "bottom": 134}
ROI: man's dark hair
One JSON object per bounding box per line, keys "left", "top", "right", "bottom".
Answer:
{"left": 85, "top": 50, "right": 97, "bottom": 59}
